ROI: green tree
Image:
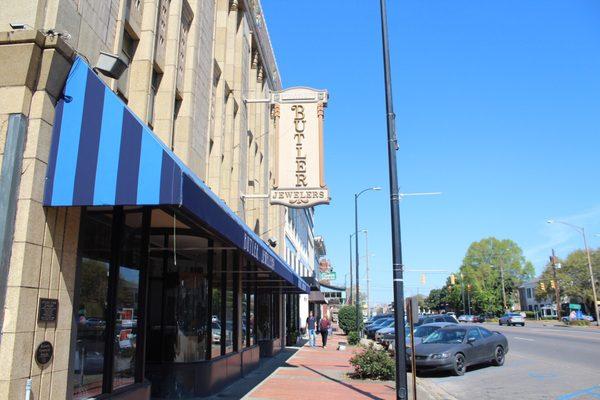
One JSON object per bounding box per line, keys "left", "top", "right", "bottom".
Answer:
{"left": 338, "top": 305, "right": 362, "bottom": 334}
{"left": 460, "top": 237, "right": 534, "bottom": 314}
{"left": 536, "top": 248, "right": 600, "bottom": 315}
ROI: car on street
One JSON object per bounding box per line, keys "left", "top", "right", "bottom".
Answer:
{"left": 365, "top": 317, "right": 394, "bottom": 339}
{"left": 406, "top": 325, "right": 509, "bottom": 376}
{"left": 561, "top": 314, "right": 595, "bottom": 323}
{"left": 458, "top": 315, "right": 476, "bottom": 323}
{"left": 364, "top": 314, "right": 391, "bottom": 330}
{"left": 415, "top": 314, "right": 459, "bottom": 327}
{"left": 472, "top": 315, "right": 485, "bottom": 323}
{"left": 499, "top": 313, "right": 525, "bottom": 326}
{"left": 374, "top": 319, "right": 396, "bottom": 342}
{"left": 406, "top": 322, "right": 454, "bottom": 347}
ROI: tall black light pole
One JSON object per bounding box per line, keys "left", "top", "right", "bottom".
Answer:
{"left": 355, "top": 188, "right": 380, "bottom": 331}
{"left": 379, "top": 0, "right": 409, "bottom": 398}
{"left": 349, "top": 234, "right": 353, "bottom": 304}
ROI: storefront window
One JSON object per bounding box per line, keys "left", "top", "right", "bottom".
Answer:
{"left": 211, "top": 251, "right": 223, "bottom": 358}
{"left": 74, "top": 211, "right": 112, "bottom": 400}
{"left": 225, "top": 252, "right": 235, "bottom": 353}
{"left": 257, "top": 292, "right": 271, "bottom": 340}
{"left": 242, "top": 284, "right": 248, "bottom": 347}
{"left": 249, "top": 284, "right": 256, "bottom": 346}
{"left": 272, "top": 293, "right": 280, "bottom": 339}
{"left": 113, "top": 210, "right": 142, "bottom": 390}
{"left": 145, "top": 209, "right": 209, "bottom": 363}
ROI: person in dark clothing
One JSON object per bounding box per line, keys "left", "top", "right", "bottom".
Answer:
{"left": 306, "top": 311, "right": 316, "bottom": 347}
{"left": 319, "top": 316, "right": 331, "bottom": 348}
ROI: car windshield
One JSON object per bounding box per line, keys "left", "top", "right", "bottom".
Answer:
{"left": 422, "top": 329, "right": 466, "bottom": 344}
{"left": 414, "top": 325, "right": 441, "bottom": 338}
{"left": 509, "top": 313, "right": 521, "bottom": 317}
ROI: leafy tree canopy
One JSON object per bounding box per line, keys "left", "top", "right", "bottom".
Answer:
{"left": 425, "top": 237, "right": 534, "bottom": 315}
{"left": 536, "top": 248, "right": 600, "bottom": 315}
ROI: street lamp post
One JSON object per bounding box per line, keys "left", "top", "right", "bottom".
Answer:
{"left": 354, "top": 189, "right": 379, "bottom": 332}
{"left": 379, "top": 0, "right": 409, "bottom": 398}
{"left": 547, "top": 220, "right": 600, "bottom": 325}
{"left": 491, "top": 262, "right": 508, "bottom": 312}
{"left": 349, "top": 234, "right": 353, "bottom": 304}
{"left": 365, "top": 231, "right": 371, "bottom": 319}
{"left": 349, "top": 230, "right": 367, "bottom": 305}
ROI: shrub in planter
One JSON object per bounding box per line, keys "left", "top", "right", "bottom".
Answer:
{"left": 349, "top": 345, "right": 395, "bottom": 380}
{"left": 565, "top": 320, "right": 590, "bottom": 326}
{"left": 524, "top": 311, "right": 536, "bottom": 319}
{"left": 338, "top": 305, "right": 362, "bottom": 334}
{"left": 348, "top": 331, "right": 360, "bottom": 345}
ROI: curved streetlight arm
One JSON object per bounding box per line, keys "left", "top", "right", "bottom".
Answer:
{"left": 547, "top": 219, "right": 584, "bottom": 233}
{"left": 356, "top": 186, "right": 382, "bottom": 199}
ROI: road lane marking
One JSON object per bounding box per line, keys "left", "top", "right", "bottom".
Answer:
{"left": 514, "top": 336, "right": 534, "bottom": 341}
{"left": 556, "top": 385, "right": 600, "bottom": 400}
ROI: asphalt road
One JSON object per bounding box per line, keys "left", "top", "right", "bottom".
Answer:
{"left": 417, "top": 321, "right": 600, "bottom": 400}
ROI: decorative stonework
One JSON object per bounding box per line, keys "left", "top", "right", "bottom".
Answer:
{"left": 251, "top": 50, "right": 259, "bottom": 70}
{"left": 257, "top": 65, "right": 264, "bottom": 83}
{"left": 230, "top": 0, "right": 238, "bottom": 11}
{"left": 317, "top": 102, "right": 325, "bottom": 119}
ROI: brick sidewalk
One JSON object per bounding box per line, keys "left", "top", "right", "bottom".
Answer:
{"left": 243, "top": 333, "right": 438, "bottom": 400}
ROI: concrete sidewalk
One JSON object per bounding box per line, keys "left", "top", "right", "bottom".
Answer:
{"left": 209, "top": 333, "right": 448, "bottom": 400}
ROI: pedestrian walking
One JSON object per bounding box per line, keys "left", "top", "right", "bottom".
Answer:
{"left": 319, "top": 315, "right": 331, "bottom": 348}
{"left": 306, "top": 311, "right": 317, "bottom": 347}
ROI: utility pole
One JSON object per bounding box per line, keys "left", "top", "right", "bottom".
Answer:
{"left": 365, "top": 231, "right": 371, "bottom": 318}
{"left": 467, "top": 284, "right": 472, "bottom": 315}
{"left": 551, "top": 249, "right": 561, "bottom": 321}
{"left": 379, "top": 0, "right": 408, "bottom": 398}
{"left": 498, "top": 262, "right": 507, "bottom": 312}
{"left": 460, "top": 272, "right": 466, "bottom": 315}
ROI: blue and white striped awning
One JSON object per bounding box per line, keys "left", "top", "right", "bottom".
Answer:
{"left": 44, "top": 57, "right": 309, "bottom": 294}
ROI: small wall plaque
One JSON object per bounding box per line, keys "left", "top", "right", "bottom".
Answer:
{"left": 38, "top": 298, "right": 58, "bottom": 323}
{"left": 35, "top": 341, "right": 53, "bottom": 365}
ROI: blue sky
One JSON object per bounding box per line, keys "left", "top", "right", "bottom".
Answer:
{"left": 262, "top": 1, "right": 600, "bottom": 304}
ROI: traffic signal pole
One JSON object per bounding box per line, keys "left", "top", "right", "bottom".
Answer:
{"left": 379, "top": 0, "right": 409, "bottom": 398}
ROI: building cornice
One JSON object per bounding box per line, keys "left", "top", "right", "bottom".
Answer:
{"left": 244, "top": 0, "right": 281, "bottom": 90}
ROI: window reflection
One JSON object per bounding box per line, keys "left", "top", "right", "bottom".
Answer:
{"left": 145, "top": 209, "right": 209, "bottom": 364}
{"left": 74, "top": 212, "right": 112, "bottom": 400}
{"left": 113, "top": 210, "right": 142, "bottom": 390}
{"left": 225, "top": 253, "right": 234, "bottom": 353}
{"left": 211, "top": 251, "right": 223, "bottom": 358}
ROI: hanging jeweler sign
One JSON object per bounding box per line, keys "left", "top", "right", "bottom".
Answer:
{"left": 271, "top": 87, "right": 330, "bottom": 208}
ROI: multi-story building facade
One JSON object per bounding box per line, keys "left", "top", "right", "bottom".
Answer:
{"left": 0, "top": 1, "right": 314, "bottom": 399}
{"left": 518, "top": 279, "right": 560, "bottom": 318}
{"left": 284, "top": 208, "right": 315, "bottom": 332}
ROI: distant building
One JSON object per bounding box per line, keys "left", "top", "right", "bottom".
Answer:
{"left": 518, "top": 279, "right": 562, "bottom": 317}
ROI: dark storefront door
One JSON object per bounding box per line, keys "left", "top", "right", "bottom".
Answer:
{"left": 74, "top": 207, "right": 148, "bottom": 399}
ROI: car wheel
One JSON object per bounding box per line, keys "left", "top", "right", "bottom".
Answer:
{"left": 521, "top": 323, "right": 525, "bottom": 327}
{"left": 452, "top": 353, "right": 466, "bottom": 376}
{"left": 492, "top": 345, "right": 505, "bottom": 366}
{"left": 498, "top": 321, "right": 502, "bottom": 326}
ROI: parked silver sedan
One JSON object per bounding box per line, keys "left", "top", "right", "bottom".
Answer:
{"left": 498, "top": 313, "right": 525, "bottom": 326}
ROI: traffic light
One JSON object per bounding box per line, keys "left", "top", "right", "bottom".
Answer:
{"left": 550, "top": 280, "right": 556, "bottom": 289}
{"left": 540, "top": 282, "right": 546, "bottom": 291}
{"left": 420, "top": 273, "right": 426, "bottom": 285}
{"left": 450, "top": 274, "right": 456, "bottom": 285}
